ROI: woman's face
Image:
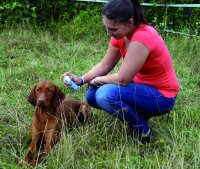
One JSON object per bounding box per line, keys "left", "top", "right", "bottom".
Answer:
{"left": 102, "top": 16, "right": 131, "bottom": 40}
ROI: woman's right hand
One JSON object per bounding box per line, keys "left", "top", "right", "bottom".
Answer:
{"left": 63, "top": 71, "right": 82, "bottom": 86}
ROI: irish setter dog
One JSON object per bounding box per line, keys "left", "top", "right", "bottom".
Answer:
{"left": 25, "top": 80, "right": 92, "bottom": 167}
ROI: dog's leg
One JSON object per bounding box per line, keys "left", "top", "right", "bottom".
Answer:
{"left": 33, "top": 122, "right": 58, "bottom": 166}
{"left": 25, "top": 127, "right": 41, "bottom": 166}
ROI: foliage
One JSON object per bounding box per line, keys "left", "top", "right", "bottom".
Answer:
{"left": 59, "top": 9, "right": 106, "bottom": 41}
{"left": 143, "top": 0, "right": 200, "bottom": 35}
{"left": 0, "top": 1, "right": 37, "bottom": 27}
{"left": 0, "top": 1, "right": 200, "bottom": 35}
{"left": 0, "top": 0, "right": 73, "bottom": 28}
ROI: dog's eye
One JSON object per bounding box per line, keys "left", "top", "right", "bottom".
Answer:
{"left": 47, "top": 89, "right": 54, "bottom": 93}
{"left": 35, "top": 88, "right": 41, "bottom": 93}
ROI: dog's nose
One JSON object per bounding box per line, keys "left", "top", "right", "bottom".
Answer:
{"left": 37, "top": 93, "right": 47, "bottom": 107}
{"left": 37, "top": 100, "right": 45, "bottom": 107}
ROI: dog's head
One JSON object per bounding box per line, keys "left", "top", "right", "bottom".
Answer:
{"left": 28, "top": 80, "right": 65, "bottom": 109}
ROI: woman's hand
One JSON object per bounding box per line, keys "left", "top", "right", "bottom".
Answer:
{"left": 63, "top": 71, "right": 82, "bottom": 86}
{"left": 89, "top": 76, "right": 104, "bottom": 87}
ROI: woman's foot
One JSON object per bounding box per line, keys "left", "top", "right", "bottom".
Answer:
{"left": 129, "top": 127, "right": 152, "bottom": 144}
{"left": 139, "top": 128, "right": 152, "bottom": 144}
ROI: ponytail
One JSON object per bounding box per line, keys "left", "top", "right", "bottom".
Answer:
{"left": 130, "top": 0, "right": 147, "bottom": 26}
{"left": 101, "top": 0, "right": 147, "bottom": 27}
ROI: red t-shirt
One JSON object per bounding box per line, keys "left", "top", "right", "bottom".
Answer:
{"left": 110, "top": 24, "right": 180, "bottom": 98}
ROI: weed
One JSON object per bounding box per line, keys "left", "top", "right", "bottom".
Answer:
{"left": 0, "top": 26, "right": 199, "bottom": 168}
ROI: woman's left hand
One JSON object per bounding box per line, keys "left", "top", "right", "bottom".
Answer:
{"left": 89, "top": 77, "right": 104, "bottom": 87}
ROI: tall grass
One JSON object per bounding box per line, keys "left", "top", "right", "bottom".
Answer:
{"left": 0, "top": 23, "right": 199, "bottom": 168}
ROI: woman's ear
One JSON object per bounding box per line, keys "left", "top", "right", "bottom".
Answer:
{"left": 129, "top": 18, "right": 134, "bottom": 26}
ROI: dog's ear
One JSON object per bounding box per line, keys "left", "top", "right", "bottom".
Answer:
{"left": 53, "top": 86, "right": 65, "bottom": 108}
{"left": 28, "top": 86, "right": 37, "bottom": 106}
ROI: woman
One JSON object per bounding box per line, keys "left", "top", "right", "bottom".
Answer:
{"left": 64, "top": 0, "right": 180, "bottom": 143}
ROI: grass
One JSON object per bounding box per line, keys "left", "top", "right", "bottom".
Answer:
{"left": 0, "top": 25, "right": 200, "bottom": 169}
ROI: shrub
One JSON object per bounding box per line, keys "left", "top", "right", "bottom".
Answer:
{"left": 0, "top": 0, "right": 199, "bottom": 34}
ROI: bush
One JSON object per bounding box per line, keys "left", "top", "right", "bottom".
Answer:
{"left": 143, "top": 0, "right": 200, "bottom": 34}
{"left": 0, "top": 0, "right": 73, "bottom": 28}
{"left": 60, "top": 9, "right": 105, "bottom": 41}
{"left": 0, "top": 1, "right": 37, "bottom": 27}
{"left": 0, "top": 0, "right": 199, "bottom": 34}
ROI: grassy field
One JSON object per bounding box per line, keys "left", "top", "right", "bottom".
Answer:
{"left": 0, "top": 25, "right": 200, "bottom": 169}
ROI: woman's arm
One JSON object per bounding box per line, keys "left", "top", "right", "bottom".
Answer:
{"left": 81, "top": 43, "right": 121, "bottom": 83}
{"left": 92, "top": 41, "right": 150, "bottom": 86}
{"left": 64, "top": 43, "right": 121, "bottom": 85}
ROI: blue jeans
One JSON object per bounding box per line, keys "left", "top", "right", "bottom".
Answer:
{"left": 86, "top": 83, "right": 177, "bottom": 136}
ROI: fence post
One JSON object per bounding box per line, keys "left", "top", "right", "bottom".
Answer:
{"left": 164, "top": 0, "right": 168, "bottom": 33}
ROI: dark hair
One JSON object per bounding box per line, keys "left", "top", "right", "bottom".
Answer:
{"left": 101, "top": 0, "right": 147, "bottom": 27}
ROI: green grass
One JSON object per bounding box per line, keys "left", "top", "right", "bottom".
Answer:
{"left": 0, "top": 25, "right": 200, "bottom": 169}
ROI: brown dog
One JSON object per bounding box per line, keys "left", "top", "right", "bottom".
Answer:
{"left": 25, "top": 80, "right": 92, "bottom": 167}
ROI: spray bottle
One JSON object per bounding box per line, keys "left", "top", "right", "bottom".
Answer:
{"left": 64, "top": 76, "right": 79, "bottom": 90}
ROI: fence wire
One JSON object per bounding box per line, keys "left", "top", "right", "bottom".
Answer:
{"left": 76, "top": 0, "right": 200, "bottom": 36}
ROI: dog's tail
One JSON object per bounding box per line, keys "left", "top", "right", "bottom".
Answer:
{"left": 78, "top": 104, "right": 92, "bottom": 124}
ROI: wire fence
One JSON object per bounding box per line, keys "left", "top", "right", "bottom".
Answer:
{"left": 75, "top": 0, "right": 200, "bottom": 36}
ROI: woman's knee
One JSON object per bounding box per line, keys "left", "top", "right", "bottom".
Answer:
{"left": 86, "top": 87, "right": 98, "bottom": 107}
{"left": 95, "top": 84, "right": 118, "bottom": 107}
